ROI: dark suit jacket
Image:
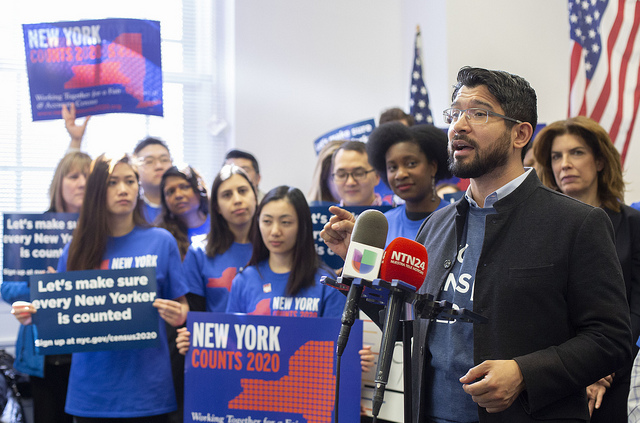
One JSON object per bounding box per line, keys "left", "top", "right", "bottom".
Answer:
{"left": 604, "top": 204, "right": 640, "bottom": 340}
{"left": 589, "top": 204, "right": 640, "bottom": 423}
{"left": 411, "top": 171, "right": 632, "bottom": 422}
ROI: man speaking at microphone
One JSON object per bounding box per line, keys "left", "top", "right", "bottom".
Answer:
{"left": 321, "top": 66, "right": 631, "bottom": 422}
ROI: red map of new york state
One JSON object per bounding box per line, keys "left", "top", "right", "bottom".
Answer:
{"left": 229, "top": 341, "right": 335, "bottom": 423}
{"left": 64, "top": 33, "right": 161, "bottom": 109}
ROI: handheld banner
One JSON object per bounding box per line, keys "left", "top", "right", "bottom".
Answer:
{"left": 29, "top": 267, "right": 159, "bottom": 354}
{"left": 184, "top": 312, "right": 362, "bottom": 423}
{"left": 310, "top": 205, "right": 392, "bottom": 270}
{"left": 3, "top": 212, "right": 78, "bottom": 282}
{"left": 23, "top": 18, "right": 163, "bottom": 121}
{"left": 313, "top": 119, "right": 375, "bottom": 155}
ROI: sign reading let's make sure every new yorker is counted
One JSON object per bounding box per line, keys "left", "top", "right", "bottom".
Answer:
{"left": 30, "top": 267, "right": 161, "bottom": 354}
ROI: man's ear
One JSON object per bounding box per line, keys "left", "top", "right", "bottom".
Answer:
{"left": 513, "top": 122, "right": 533, "bottom": 151}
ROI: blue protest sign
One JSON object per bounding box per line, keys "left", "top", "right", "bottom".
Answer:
{"left": 310, "top": 205, "right": 392, "bottom": 270}
{"left": 313, "top": 119, "right": 376, "bottom": 155}
{"left": 3, "top": 212, "right": 78, "bottom": 282}
{"left": 29, "top": 267, "right": 159, "bottom": 354}
{"left": 23, "top": 18, "right": 163, "bottom": 121}
{"left": 184, "top": 312, "right": 362, "bottom": 423}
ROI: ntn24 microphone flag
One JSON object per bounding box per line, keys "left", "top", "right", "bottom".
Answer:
{"left": 23, "top": 18, "right": 163, "bottom": 121}
{"left": 380, "top": 237, "right": 428, "bottom": 287}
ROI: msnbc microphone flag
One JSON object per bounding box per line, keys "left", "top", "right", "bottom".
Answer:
{"left": 409, "top": 25, "right": 433, "bottom": 125}
{"left": 568, "top": 0, "right": 640, "bottom": 165}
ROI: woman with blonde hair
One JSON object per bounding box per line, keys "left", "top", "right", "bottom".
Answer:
{"left": 534, "top": 116, "right": 640, "bottom": 422}
{"left": 3, "top": 150, "right": 91, "bottom": 423}
{"left": 47, "top": 151, "right": 92, "bottom": 213}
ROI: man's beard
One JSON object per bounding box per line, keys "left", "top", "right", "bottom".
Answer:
{"left": 448, "top": 130, "right": 511, "bottom": 179}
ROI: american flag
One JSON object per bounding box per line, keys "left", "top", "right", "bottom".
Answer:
{"left": 568, "top": 0, "right": 640, "bottom": 165}
{"left": 409, "top": 27, "right": 433, "bottom": 125}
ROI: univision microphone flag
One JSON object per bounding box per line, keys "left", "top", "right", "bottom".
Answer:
{"left": 342, "top": 240, "right": 384, "bottom": 282}
{"left": 409, "top": 25, "right": 433, "bottom": 125}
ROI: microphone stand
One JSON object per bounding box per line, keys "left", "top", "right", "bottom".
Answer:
{"left": 399, "top": 293, "right": 487, "bottom": 422}
{"left": 402, "top": 302, "right": 414, "bottom": 423}
{"left": 321, "top": 276, "right": 487, "bottom": 423}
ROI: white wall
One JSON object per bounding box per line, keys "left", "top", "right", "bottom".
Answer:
{"left": 231, "top": 0, "right": 640, "bottom": 202}
{"left": 233, "top": 0, "right": 407, "bottom": 196}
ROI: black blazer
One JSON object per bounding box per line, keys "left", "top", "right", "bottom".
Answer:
{"left": 411, "top": 171, "right": 632, "bottom": 423}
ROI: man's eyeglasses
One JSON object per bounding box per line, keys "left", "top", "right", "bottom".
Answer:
{"left": 332, "top": 168, "right": 376, "bottom": 183}
{"left": 138, "top": 155, "right": 171, "bottom": 166}
{"left": 442, "top": 108, "right": 523, "bottom": 125}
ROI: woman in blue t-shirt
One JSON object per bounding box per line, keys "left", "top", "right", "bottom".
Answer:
{"left": 13, "top": 153, "right": 191, "bottom": 422}
{"left": 5, "top": 150, "right": 91, "bottom": 423}
{"left": 155, "top": 164, "right": 210, "bottom": 260}
{"left": 366, "top": 122, "right": 451, "bottom": 246}
{"left": 226, "top": 185, "right": 344, "bottom": 317}
{"left": 154, "top": 164, "right": 210, "bottom": 423}
{"left": 182, "top": 164, "right": 257, "bottom": 312}
{"left": 177, "top": 186, "right": 345, "bottom": 354}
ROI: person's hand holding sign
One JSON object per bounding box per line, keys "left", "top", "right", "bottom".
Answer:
{"left": 153, "top": 296, "right": 189, "bottom": 327}
{"left": 176, "top": 327, "right": 191, "bottom": 355}
{"left": 11, "top": 301, "right": 36, "bottom": 325}
{"left": 62, "top": 103, "right": 90, "bottom": 150}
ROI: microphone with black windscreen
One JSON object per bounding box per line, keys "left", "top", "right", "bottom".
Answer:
{"left": 371, "top": 237, "right": 428, "bottom": 418}
{"left": 335, "top": 209, "right": 388, "bottom": 357}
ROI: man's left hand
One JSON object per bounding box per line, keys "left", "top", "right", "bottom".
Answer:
{"left": 587, "top": 374, "right": 613, "bottom": 416}
{"left": 460, "top": 360, "right": 525, "bottom": 413}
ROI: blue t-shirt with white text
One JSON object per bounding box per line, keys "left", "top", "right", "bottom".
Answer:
{"left": 426, "top": 205, "right": 493, "bottom": 422}
{"left": 226, "top": 260, "right": 344, "bottom": 318}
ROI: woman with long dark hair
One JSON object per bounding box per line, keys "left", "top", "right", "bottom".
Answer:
{"left": 225, "top": 186, "right": 344, "bottom": 317}
{"left": 182, "top": 164, "right": 257, "bottom": 312}
{"left": 156, "top": 165, "right": 209, "bottom": 260}
{"left": 15, "top": 153, "right": 191, "bottom": 422}
{"left": 176, "top": 185, "right": 344, "bottom": 355}
{"left": 154, "top": 164, "right": 209, "bottom": 423}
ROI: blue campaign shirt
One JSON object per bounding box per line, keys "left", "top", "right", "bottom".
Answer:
{"left": 425, "top": 169, "right": 532, "bottom": 422}
{"left": 187, "top": 215, "right": 210, "bottom": 244}
{"left": 183, "top": 240, "right": 253, "bottom": 312}
{"left": 58, "top": 226, "right": 190, "bottom": 418}
{"left": 384, "top": 199, "right": 449, "bottom": 246}
{"left": 427, "top": 205, "right": 492, "bottom": 422}
{"left": 226, "top": 260, "right": 345, "bottom": 318}
{"left": 142, "top": 202, "right": 161, "bottom": 224}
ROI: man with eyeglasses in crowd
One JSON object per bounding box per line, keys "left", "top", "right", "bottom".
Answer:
{"left": 133, "top": 137, "right": 173, "bottom": 223}
{"left": 321, "top": 66, "right": 631, "bottom": 422}
{"left": 331, "top": 140, "right": 387, "bottom": 207}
